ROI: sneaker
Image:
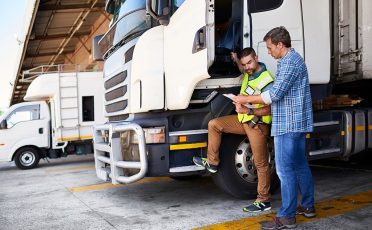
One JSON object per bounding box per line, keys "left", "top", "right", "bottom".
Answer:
{"left": 296, "top": 205, "right": 316, "bottom": 218}
{"left": 261, "top": 217, "right": 297, "bottom": 230}
{"left": 192, "top": 157, "right": 218, "bottom": 173}
{"left": 243, "top": 201, "right": 271, "bottom": 212}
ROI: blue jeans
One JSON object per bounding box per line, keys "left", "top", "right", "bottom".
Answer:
{"left": 274, "top": 132, "right": 314, "bottom": 218}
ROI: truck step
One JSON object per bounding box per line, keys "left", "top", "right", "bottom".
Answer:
{"left": 169, "top": 165, "right": 205, "bottom": 173}
{"left": 309, "top": 148, "right": 341, "bottom": 156}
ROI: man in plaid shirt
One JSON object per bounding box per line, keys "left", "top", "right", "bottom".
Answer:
{"left": 233, "top": 27, "right": 315, "bottom": 229}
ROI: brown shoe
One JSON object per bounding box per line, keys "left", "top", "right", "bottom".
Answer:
{"left": 296, "top": 205, "right": 316, "bottom": 218}
{"left": 261, "top": 217, "right": 297, "bottom": 229}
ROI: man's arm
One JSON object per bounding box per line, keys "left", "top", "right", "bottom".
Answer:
{"left": 233, "top": 60, "right": 301, "bottom": 105}
{"left": 234, "top": 103, "right": 271, "bottom": 116}
{"left": 252, "top": 105, "right": 271, "bottom": 116}
{"left": 231, "top": 52, "right": 244, "bottom": 73}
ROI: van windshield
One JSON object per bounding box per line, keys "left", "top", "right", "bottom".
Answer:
{"left": 5, "top": 105, "right": 40, "bottom": 129}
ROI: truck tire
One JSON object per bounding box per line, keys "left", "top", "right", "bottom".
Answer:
{"left": 14, "top": 147, "right": 41, "bottom": 170}
{"left": 212, "top": 134, "right": 278, "bottom": 199}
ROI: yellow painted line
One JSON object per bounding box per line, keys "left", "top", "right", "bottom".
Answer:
{"left": 57, "top": 135, "right": 93, "bottom": 141}
{"left": 68, "top": 177, "right": 172, "bottom": 193}
{"left": 195, "top": 189, "right": 372, "bottom": 230}
{"left": 356, "top": 126, "right": 365, "bottom": 131}
{"left": 369, "top": 125, "right": 372, "bottom": 130}
{"left": 170, "top": 142, "right": 207, "bottom": 151}
{"left": 45, "top": 165, "right": 95, "bottom": 173}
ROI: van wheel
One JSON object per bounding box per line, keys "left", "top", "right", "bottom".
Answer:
{"left": 14, "top": 147, "right": 41, "bottom": 170}
{"left": 212, "top": 134, "right": 278, "bottom": 199}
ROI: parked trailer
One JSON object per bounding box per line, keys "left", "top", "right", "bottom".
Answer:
{"left": 92, "top": 0, "right": 372, "bottom": 198}
{"left": 0, "top": 65, "right": 105, "bottom": 169}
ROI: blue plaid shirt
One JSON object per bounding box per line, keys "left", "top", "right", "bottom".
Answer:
{"left": 261, "top": 48, "right": 313, "bottom": 136}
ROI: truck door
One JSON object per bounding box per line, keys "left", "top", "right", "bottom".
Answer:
{"left": 162, "top": 0, "right": 214, "bottom": 110}
{"left": 334, "top": 0, "right": 360, "bottom": 80}
{"left": 0, "top": 103, "right": 49, "bottom": 162}
{"left": 248, "top": 0, "right": 304, "bottom": 75}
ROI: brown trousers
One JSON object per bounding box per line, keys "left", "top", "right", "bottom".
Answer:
{"left": 207, "top": 115, "right": 271, "bottom": 202}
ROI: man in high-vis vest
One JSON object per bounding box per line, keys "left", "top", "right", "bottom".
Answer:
{"left": 193, "top": 47, "right": 274, "bottom": 213}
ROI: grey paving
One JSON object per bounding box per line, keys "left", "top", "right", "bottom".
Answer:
{"left": 0, "top": 153, "right": 371, "bottom": 230}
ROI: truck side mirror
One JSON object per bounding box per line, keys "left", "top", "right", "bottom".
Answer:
{"left": 105, "top": 0, "right": 118, "bottom": 15}
{"left": 92, "top": 34, "right": 104, "bottom": 61}
{"left": 146, "top": 0, "right": 171, "bottom": 26}
{"left": 0, "top": 120, "right": 7, "bottom": 129}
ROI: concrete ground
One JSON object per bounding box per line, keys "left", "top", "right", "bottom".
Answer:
{"left": 0, "top": 152, "right": 371, "bottom": 230}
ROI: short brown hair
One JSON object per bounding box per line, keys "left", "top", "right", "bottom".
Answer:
{"left": 263, "top": 26, "right": 291, "bottom": 48}
{"left": 237, "top": 47, "right": 257, "bottom": 59}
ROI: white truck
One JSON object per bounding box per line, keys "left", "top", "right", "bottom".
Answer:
{"left": 0, "top": 65, "right": 105, "bottom": 169}
{"left": 92, "top": 0, "right": 372, "bottom": 198}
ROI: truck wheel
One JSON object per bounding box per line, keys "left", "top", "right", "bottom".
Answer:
{"left": 14, "top": 147, "right": 41, "bottom": 170}
{"left": 212, "top": 135, "right": 278, "bottom": 199}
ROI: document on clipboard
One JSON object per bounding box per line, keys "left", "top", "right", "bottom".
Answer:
{"left": 222, "top": 94, "right": 259, "bottom": 109}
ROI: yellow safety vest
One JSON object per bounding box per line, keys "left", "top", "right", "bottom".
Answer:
{"left": 237, "top": 71, "right": 274, "bottom": 124}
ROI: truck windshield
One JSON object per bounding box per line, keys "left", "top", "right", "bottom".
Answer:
{"left": 100, "top": 0, "right": 149, "bottom": 58}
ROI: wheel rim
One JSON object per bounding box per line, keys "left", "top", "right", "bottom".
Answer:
{"left": 234, "top": 138, "right": 275, "bottom": 183}
{"left": 20, "top": 151, "right": 36, "bottom": 166}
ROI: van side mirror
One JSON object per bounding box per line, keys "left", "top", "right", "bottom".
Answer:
{"left": 92, "top": 34, "right": 104, "bottom": 61}
{"left": 0, "top": 120, "right": 7, "bottom": 129}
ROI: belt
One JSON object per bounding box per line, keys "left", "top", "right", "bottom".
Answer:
{"left": 247, "top": 116, "right": 260, "bottom": 128}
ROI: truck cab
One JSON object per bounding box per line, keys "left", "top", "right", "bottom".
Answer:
{"left": 0, "top": 101, "right": 50, "bottom": 168}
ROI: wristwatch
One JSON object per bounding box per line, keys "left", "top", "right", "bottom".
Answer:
{"left": 248, "top": 108, "right": 254, "bottom": 115}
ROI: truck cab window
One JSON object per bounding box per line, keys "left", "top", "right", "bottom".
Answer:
{"left": 247, "top": 0, "right": 283, "bottom": 13}
{"left": 82, "top": 96, "right": 95, "bottom": 122}
{"left": 6, "top": 105, "right": 40, "bottom": 129}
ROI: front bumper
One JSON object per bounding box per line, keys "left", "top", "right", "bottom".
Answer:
{"left": 93, "top": 122, "right": 148, "bottom": 184}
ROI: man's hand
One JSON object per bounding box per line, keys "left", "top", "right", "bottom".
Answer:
{"left": 234, "top": 102, "right": 249, "bottom": 114}
{"left": 231, "top": 52, "right": 238, "bottom": 63}
{"left": 233, "top": 94, "right": 264, "bottom": 104}
{"left": 233, "top": 94, "right": 251, "bottom": 104}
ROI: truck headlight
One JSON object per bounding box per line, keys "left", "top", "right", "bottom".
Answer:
{"left": 130, "top": 126, "right": 165, "bottom": 144}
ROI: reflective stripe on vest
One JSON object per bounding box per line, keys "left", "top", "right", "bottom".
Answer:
{"left": 237, "top": 71, "right": 274, "bottom": 124}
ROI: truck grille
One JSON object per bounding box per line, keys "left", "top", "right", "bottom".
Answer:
{"left": 105, "top": 71, "right": 127, "bottom": 89}
{"left": 104, "top": 70, "right": 128, "bottom": 114}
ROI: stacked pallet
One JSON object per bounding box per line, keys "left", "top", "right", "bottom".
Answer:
{"left": 313, "top": 95, "right": 363, "bottom": 110}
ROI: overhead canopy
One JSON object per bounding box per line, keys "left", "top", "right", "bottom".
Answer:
{"left": 11, "top": 0, "right": 107, "bottom": 105}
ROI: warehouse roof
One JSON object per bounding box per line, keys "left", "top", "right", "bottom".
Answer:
{"left": 11, "top": 0, "right": 106, "bottom": 104}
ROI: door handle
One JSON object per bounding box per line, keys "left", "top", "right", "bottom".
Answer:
{"left": 193, "top": 26, "right": 206, "bottom": 53}
{"left": 39, "top": 128, "right": 43, "bottom": 134}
